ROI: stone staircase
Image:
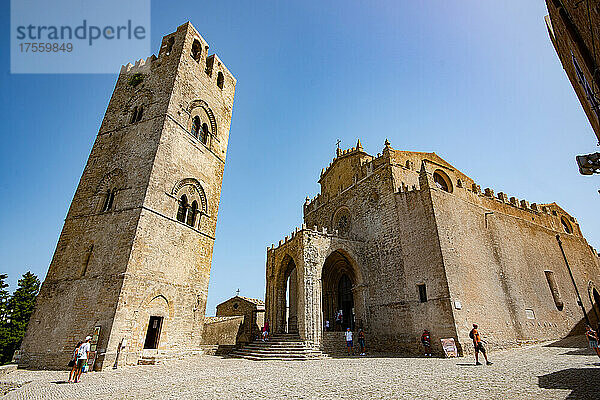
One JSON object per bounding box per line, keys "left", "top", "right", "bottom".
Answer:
{"left": 320, "top": 332, "right": 350, "bottom": 357}
{"left": 229, "top": 333, "right": 326, "bottom": 361}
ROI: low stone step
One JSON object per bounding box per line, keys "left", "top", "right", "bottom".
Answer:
{"left": 233, "top": 355, "right": 315, "bottom": 361}
{"left": 231, "top": 351, "right": 320, "bottom": 358}
{"left": 230, "top": 352, "right": 324, "bottom": 360}
{"left": 240, "top": 348, "right": 319, "bottom": 354}
{"left": 240, "top": 348, "right": 312, "bottom": 353}
{"left": 265, "top": 335, "right": 302, "bottom": 340}
{"left": 244, "top": 343, "right": 308, "bottom": 349}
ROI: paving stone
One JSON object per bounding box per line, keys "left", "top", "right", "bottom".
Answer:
{"left": 2, "top": 339, "right": 598, "bottom": 399}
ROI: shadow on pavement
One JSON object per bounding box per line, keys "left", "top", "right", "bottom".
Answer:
{"left": 561, "top": 347, "right": 598, "bottom": 356}
{"left": 544, "top": 334, "right": 588, "bottom": 349}
{"left": 538, "top": 368, "right": 600, "bottom": 400}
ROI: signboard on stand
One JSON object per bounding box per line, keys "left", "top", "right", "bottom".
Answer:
{"left": 87, "top": 326, "right": 101, "bottom": 371}
{"left": 440, "top": 338, "right": 458, "bottom": 358}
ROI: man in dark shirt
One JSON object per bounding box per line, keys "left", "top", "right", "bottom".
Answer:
{"left": 421, "top": 329, "right": 432, "bottom": 357}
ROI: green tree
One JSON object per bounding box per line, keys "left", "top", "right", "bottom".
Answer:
{"left": 0, "top": 274, "right": 8, "bottom": 330}
{"left": 0, "top": 272, "right": 40, "bottom": 364}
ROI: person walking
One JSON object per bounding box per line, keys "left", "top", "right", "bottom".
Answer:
{"left": 68, "top": 341, "right": 82, "bottom": 383}
{"left": 345, "top": 327, "right": 354, "bottom": 356}
{"left": 325, "top": 320, "right": 330, "bottom": 332}
{"left": 469, "top": 324, "right": 492, "bottom": 365}
{"left": 357, "top": 328, "right": 366, "bottom": 355}
{"left": 585, "top": 325, "right": 600, "bottom": 358}
{"left": 74, "top": 336, "right": 92, "bottom": 383}
{"left": 421, "top": 329, "right": 432, "bottom": 357}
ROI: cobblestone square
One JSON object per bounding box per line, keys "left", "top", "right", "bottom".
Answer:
{"left": 2, "top": 338, "right": 599, "bottom": 399}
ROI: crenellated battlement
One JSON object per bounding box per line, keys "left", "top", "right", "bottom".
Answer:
{"left": 445, "top": 181, "right": 581, "bottom": 236}
{"left": 118, "top": 22, "right": 236, "bottom": 95}
{"left": 120, "top": 54, "right": 157, "bottom": 74}
{"left": 267, "top": 223, "right": 342, "bottom": 253}
{"left": 469, "top": 184, "right": 574, "bottom": 219}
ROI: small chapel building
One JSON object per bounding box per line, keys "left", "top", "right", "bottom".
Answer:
{"left": 265, "top": 140, "right": 600, "bottom": 355}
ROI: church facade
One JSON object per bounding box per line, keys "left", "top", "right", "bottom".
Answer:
{"left": 19, "top": 23, "right": 235, "bottom": 369}
{"left": 265, "top": 140, "right": 600, "bottom": 355}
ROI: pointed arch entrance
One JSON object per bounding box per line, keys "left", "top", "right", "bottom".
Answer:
{"left": 321, "top": 250, "right": 361, "bottom": 331}
{"left": 275, "top": 255, "right": 299, "bottom": 334}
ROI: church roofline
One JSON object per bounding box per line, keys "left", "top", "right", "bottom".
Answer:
{"left": 307, "top": 140, "right": 581, "bottom": 232}
{"left": 218, "top": 295, "right": 265, "bottom": 308}
{"left": 318, "top": 139, "right": 371, "bottom": 183}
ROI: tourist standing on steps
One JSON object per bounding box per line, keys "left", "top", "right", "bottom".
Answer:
{"left": 75, "top": 336, "right": 92, "bottom": 382}
{"left": 597, "top": 322, "right": 600, "bottom": 358}
{"left": 421, "top": 329, "right": 432, "bottom": 357}
{"left": 345, "top": 327, "right": 354, "bottom": 355}
{"left": 469, "top": 324, "right": 492, "bottom": 366}
{"left": 357, "top": 328, "right": 366, "bottom": 355}
{"left": 68, "top": 341, "right": 82, "bottom": 383}
{"left": 585, "top": 325, "right": 600, "bottom": 358}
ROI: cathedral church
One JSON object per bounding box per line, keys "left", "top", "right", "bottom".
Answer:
{"left": 265, "top": 140, "right": 600, "bottom": 355}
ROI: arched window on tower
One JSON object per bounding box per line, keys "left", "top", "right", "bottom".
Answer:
{"left": 191, "top": 40, "right": 202, "bottom": 62}
{"left": 130, "top": 106, "right": 138, "bottom": 124}
{"left": 130, "top": 106, "right": 143, "bottom": 124}
{"left": 102, "top": 189, "right": 111, "bottom": 212}
{"left": 102, "top": 188, "right": 117, "bottom": 212}
{"left": 217, "top": 72, "right": 224, "bottom": 89}
{"left": 187, "top": 200, "right": 198, "bottom": 227}
{"left": 135, "top": 105, "right": 143, "bottom": 122}
{"left": 107, "top": 189, "right": 116, "bottom": 210}
{"left": 201, "top": 123, "right": 209, "bottom": 144}
{"left": 177, "top": 195, "right": 188, "bottom": 223}
{"left": 191, "top": 116, "right": 201, "bottom": 138}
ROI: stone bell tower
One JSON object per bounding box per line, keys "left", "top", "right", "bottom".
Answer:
{"left": 19, "top": 22, "right": 236, "bottom": 369}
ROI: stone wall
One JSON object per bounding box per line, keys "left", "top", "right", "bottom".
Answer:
{"left": 201, "top": 316, "right": 244, "bottom": 348}
{"left": 545, "top": 0, "right": 600, "bottom": 142}
{"left": 427, "top": 170, "right": 600, "bottom": 352}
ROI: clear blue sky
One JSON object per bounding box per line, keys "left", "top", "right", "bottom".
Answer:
{"left": 1, "top": 1, "right": 598, "bottom": 315}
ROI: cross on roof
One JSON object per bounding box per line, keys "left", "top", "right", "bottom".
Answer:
{"left": 336, "top": 139, "right": 341, "bottom": 149}
{"left": 235, "top": 288, "right": 240, "bottom": 296}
